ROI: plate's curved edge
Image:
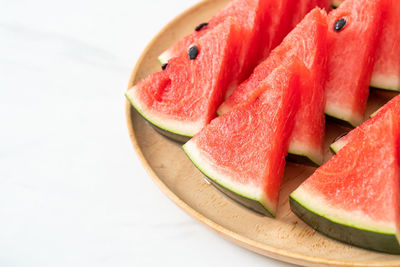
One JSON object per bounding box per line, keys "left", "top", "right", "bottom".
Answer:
{"left": 124, "top": 1, "right": 400, "bottom": 266}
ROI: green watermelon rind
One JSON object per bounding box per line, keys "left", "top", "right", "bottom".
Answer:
{"left": 371, "top": 85, "right": 400, "bottom": 93}
{"left": 370, "top": 109, "right": 381, "bottom": 119}
{"left": 290, "top": 191, "right": 400, "bottom": 254}
{"left": 286, "top": 152, "right": 321, "bottom": 167}
{"left": 183, "top": 140, "right": 275, "bottom": 217}
{"left": 125, "top": 87, "right": 197, "bottom": 139}
{"left": 331, "top": 0, "right": 341, "bottom": 8}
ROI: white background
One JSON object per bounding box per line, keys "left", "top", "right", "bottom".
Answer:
{"left": 1, "top": 0, "right": 296, "bottom": 266}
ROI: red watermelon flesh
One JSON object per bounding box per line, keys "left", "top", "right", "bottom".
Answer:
{"left": 218, "top": 8, "right": 327, "bottom": 114}
{"left": 218, "top": 8, "right": 328, "bottom": 166}
{"left": 263, "top": 0, "right": 297, "bottom": 57}
{"left": 159, "top": 0, "right": 271, "bottom": 91}
{"left": 258, "top": 0, "right": 330, "bottom": 61}
{"left": 126, "top": 19, "right": 241, "bottom": 138}
{"left": 290, "top": 0, "right": 331, "bottom": 29}
{"left": 324, "top": 0, "right": 385, "bottom": 127}
{"left": 183, "top": 60, "right": 304, "bottom": 216}
{"left": 290, "top": 110, "right": 400, "bottom": 254}
{"left": 316, "top": 0, "right": 334, "bottom": 9}
{"left": 270, "top": 0, "right": 331, "bottom": 54}
{"left": 260, "top": 0, "right": 331, "bottom": 60}
{"left": 331, "top": 94, "right": 400, "bottom": 153}
{"left": 290, "top": 0, "right": 318, "bottom": 28}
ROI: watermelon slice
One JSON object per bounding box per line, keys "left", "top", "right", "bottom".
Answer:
{"left": 183, "top": 59, "right": 304, "bottom": 216}
{"left": 126, "top": 19, "right": 240, "bottom": 140}
{"left": 331, "top": 94, "right": 400, "bottom": 153}
{"left": 218, "top": 8, "right": 328, "bottom": 166}
{"left": 324, "top": 0, "right": 385, "bottom": 127}
{"left": 158, "top": 0, "right": 272, "bottom": 92}
{"left": 331, "top": 0, "right": 400, "bottom": 91}
{"left": 290, "top": 110, "right": 400, "bottom": 254}
{"left": 159, "top": 0, "right": 331, "bottom": 94}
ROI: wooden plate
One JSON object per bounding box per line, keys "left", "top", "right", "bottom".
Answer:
{"left": 125, "top": 0, "right": 400, "bottom": 265}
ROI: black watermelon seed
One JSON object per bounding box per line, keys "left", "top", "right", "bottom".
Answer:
{"left": 188, "top": 46, "right": 199, "bottom": 60}
{"left": 334, "top": 131, "right": 349, "bottom": 143}
{"left": 195, "top": 22, "right": 209, "bottom": 31}
{"left": 161, "top": 63, "right": 168, "bottom": 70}
{"left": 334, "top": 18, "right": 347, "bottom": 32}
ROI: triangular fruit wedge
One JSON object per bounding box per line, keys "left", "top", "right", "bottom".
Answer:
{"left": 332, "top": 0, "right": 400, "bottom": 91}
{"left": 324, "top": 0, "right": 385, "bottom": 127}
{"left": 183, "top": 59, "right": 304, "bottom": 216}
{"left": 158, "top": 0, "right": 271, "bottom": 92}
{"left": 331, "top": 94, "right": 400, "bottom": 153}
{"left": 218, "top": 8, "right": 328, "bottom": 166}
{"left": 126, "top": 19, "right": 240, "bottom": 141}
{"left": 218, "top": 8, "right": 327, "bottom": 114}
{"left": 290, "top": 110, "right": 400, "bottom": 254}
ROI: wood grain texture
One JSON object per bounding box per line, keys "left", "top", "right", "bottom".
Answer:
{"left": 125, "top": 0, "right": 400, "bottom": 265}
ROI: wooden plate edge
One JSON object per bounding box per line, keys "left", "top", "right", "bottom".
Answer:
{"left": 124, "top": 1, "right": 400, "bottom": 266}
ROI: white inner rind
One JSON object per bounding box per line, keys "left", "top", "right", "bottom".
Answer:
{"left": 183, "top": 139, "right": 276, "bottom": 215}
{"left": 216, "top": 101, "right": 232, "bottom": 116}
{"left": 330, "top": 138, "right": 347, "bottom": 154}
{"left": 288, "top": 141, "right": 323, "bottom": 166}
{"left": 291, "top": 186, "right": 398, "bottom": 235}
{"left": 158, "top": 51, "right": 171, "bottom": 66}
{"left": 126, "top": 86, "right": 204, "bottom": 137}
{"left": 370, "top": 73, "right": 400, "bottom": 92}
{"left": 324, "top": 102, "right": 363, "bottom": 127}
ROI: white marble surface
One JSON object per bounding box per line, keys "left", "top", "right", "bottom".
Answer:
{"left": 1, "top": 0, "right": 297, "bottom": 266}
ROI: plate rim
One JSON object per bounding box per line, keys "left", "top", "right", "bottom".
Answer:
{"left": 125, "top": 1, "right": 400, "bottom": 266}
